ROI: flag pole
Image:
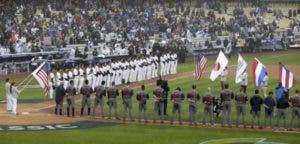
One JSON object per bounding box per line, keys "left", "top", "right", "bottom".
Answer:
{"left": 193, "top": 54, "right": 196, "bottom": 85}
{"left": 19, "top": 76, "right": 35, "bottom": 93}
{"left": 17, "top": 74, "right": 32, "bottom": 87}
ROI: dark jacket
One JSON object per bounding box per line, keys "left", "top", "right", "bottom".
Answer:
{"left": 55, "top": 85, "right": 65, "bottom": 103}
{"left": 250, "top": 95, "right": 263, "bottom": 111}
{"left": 263, "top": 96, "right": 276, "bottom": 112}
{"left": 276, "top": 97, "right": 290, "bottom": 109}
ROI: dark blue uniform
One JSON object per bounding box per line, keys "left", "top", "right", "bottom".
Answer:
{"left": 55, "top": 85, "right": 66, "bottom": 115}
{"left": 276, "top": 97, "right": 289, "bottom": 128}
{"left": 250, "top": 94, "right": 263, "bottom": 128}
{"left": 263, "top": 96, "right": 276, "bottom": 128}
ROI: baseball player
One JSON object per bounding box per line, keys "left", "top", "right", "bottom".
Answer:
{"left": 73, "top": 66, "right": 79, "bottom": 92}
{"left": 202, "top": 87, "right": 215, "bottom": 126}
{"left": 66, "top": 80, "right": 76, "bottom": 117}
{"left": 289, "top": 90, "right": 300, "bottom": 130}
{"left": 250, "top": 89, "right": 263, "bottom": 129}
{"left": 276, "top": 92, "right": 290, "bottom": 129}
{"left": 80, "top": 80, "right": 93, "bottom": 116}
{"left": 49, "top": 69, "right": 56, "bottom": 99}
{"left": 235, "top": 87, "right": 248, "bottom": 128}
{"left": 136, "top": 85, "right": 149, "bottom": 123}
{"left": 62, "top": 69, "right": 69, "bottom": 89}
{"left": 220, "top": 83, "right": 234, "bottom": 127}
{"left": 86, "top": 65, "right": 93, "bottom": 87}
{"left": 121, "top": 82, "right": 134, "bottom": 122}
{"left": 92, "top": 64, "right": 98, "bottom": 90}
{"left": 263, "top": 91, "right": 276, "bottom": 128}
{"left": 5, "top": 78, "right": 12, "bottom": 112}
{"left": 107, "top": 82, "right": 120, "bottom": 120}
{"left": 10, "top": 82, "right": 20, "bottom": 115}
{"left": 170, "top": 87, "right": 185, "bottom": 125}
{"left": 187, "top": 85, "right": 200, "bottom": 126}
{"left": 55, "top": 81, "right": 65, "bottom": 115}
{"left": 160, "top": 54, "right": 165, "bottom": 76}
{"left": 78, "top": 65, "right": 85, "bottom": 92}
{"left": 153, "top": 83, "right": 165, "bottom": 124}
{"left": 68, "top": 68, "right": 74, "bottom": 86}
{"left": 93, "top": 81, "right": 107, "bottom": 118}
{"left": 56, "top": 69, "right": 62, "bottom": 86}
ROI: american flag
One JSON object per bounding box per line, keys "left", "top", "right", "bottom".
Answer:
{"left": 32, "top": 62, "right": 50, "bottom": 97}
{"left": 279, "top": 63, "right": 296, "bottom": 89}
{"left": 195, "top": 54, "right": 208, "bottom": 80}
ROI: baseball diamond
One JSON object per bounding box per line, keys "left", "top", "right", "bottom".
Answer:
{"left": 1, "top": 0, "right": 300, "bottom": 144}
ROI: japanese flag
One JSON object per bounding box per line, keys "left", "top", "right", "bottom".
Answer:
{"left": 210, "top": 51, "right": 228, "bottom": 81}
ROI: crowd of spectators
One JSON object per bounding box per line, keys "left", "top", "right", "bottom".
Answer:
{"left": 0, "top": 0, "right": 300, "bottom": 56}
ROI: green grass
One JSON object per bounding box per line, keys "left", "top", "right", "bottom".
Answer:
{"left": 1, "top": 124, "right": 299, "bottom": 144}
{"left": 1, "top": 50, "right": 300, "bottom": 144}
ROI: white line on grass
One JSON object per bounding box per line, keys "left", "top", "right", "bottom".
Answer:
{"left": 199, "top": 137, "right": 265, "bottom": 144}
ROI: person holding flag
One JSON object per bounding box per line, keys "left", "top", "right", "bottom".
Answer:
{"left": 32, "top": 62, "right": 51, "bottom": 97}
{"left": 235, "top": 54, "right": 248, "bottom": 93}
{"left": 261, "top": 72, "right": 269, "bottom": 97}
{"left": 10, "top": 82, "right": 20, "bottom": 115}
{"left": 194, "top": 54, "right": 207, "bottom": 80}
{"left": 210, "top": 51, "right": 228, "bottom": 88}
{"left": 276, "top": 62, "right": 296, "bottom": 100}
{"left": 252, "top": 58, "right": 267, "bottom": 88}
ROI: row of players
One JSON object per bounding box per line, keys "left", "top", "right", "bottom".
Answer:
{"left": 55, "top": 80, "right": 300, "bottom": 130}
{"left": 49, "top": 53, "right": 178, "bottom": 98}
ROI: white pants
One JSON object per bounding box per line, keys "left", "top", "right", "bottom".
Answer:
{"left": 11, "top": 97, "right": 17, "bottom": 114}
{"left": 63, "top": 80, "right": 68, "bottom": 90}
{"left": 56, "top": 80, "right": 61, "bottom": 87}
{"left": 49, "top": 82, "right": 54, "bottom": 99}
{"left": 137, "top": 68, "right": 143, "bottom": 81}
{"left": 97, "top": 75, "right": 103, "bottom": 86}
{"left": 87, "top": 75, "right": 92, "bottom": 87}
{"left": 78, "top": 76, "right": 85, "bottom": 91}
{"left": 74, "top": 76, "right": 79, "bottom": 90}
{"left": 160, "top": 63, "right": 165, "bottom": 76}
{"left": 6, "top": 95, "right": 12, "bottom": 111}
{"left": 92, "top": 75, "right": 98, "bottom": 90}
{"left": 147, "top": 66, "right": 152, "bottom": 80}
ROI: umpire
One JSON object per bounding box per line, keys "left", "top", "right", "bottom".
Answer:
{"left": 93, "top": 81, "right": 106, "bottom": 118}
{"left": 80, "top": 80, "right": 93, "bottom": 116}
{"left": 55, "top": 81, "right": 65, "bottom": 115}
{"left": 220, "top": 84, "right": 234, "bottom": 127}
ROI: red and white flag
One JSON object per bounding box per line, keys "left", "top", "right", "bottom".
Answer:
{"left": 194, "top": 54, "right": 207, "bottom": 80}
{"left": 210, "top": 51, "right": 228, "bottom": 81}
{"left": 279, "top": 63, "right": 296, "bottom": 89}
{"left": 32, "top": 62, "right": 50, "bottom": 96}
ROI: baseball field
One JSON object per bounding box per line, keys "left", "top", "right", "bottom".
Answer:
{"left": 1, "top": 50, "right": 300, "bottom": 144}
